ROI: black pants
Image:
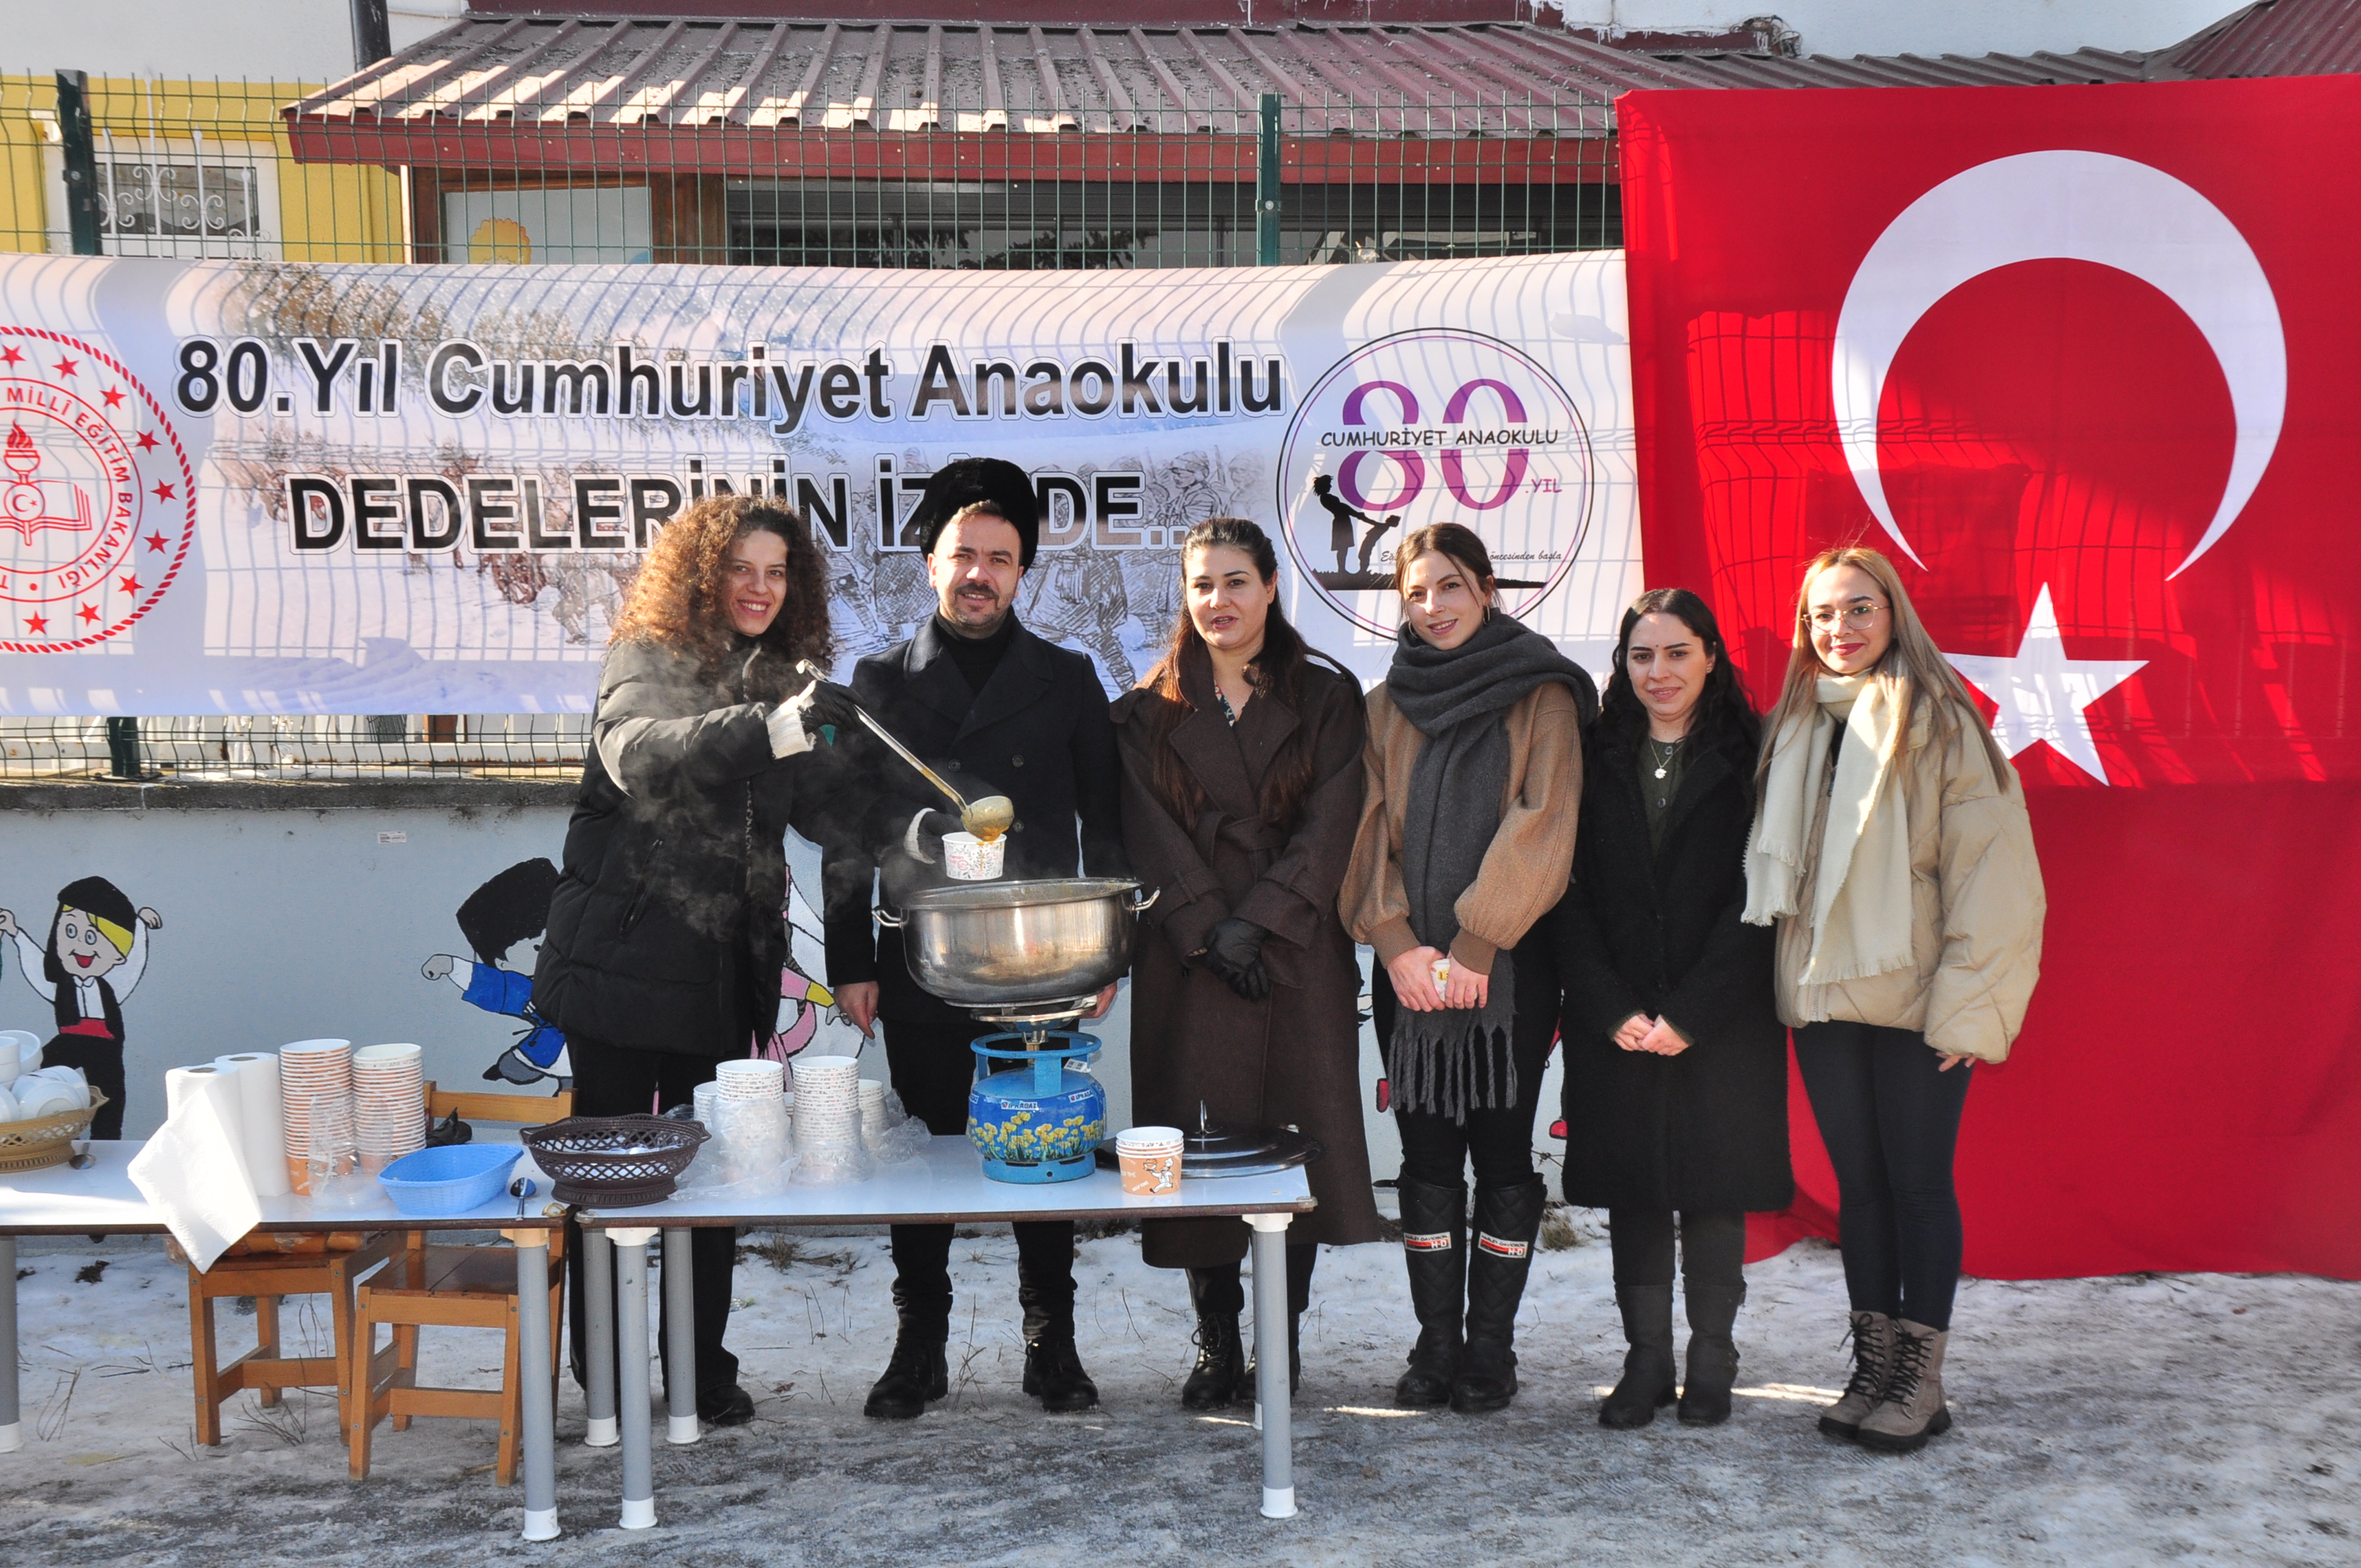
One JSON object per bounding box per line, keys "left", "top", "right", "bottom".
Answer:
{"left": 1794, "top": 1020, "right": 1974, "bottom": 1332}
{"left": 882, "top": 1015, "right": 1076, "bottom": 1340}
{"left": 1190, "top": 1244, "right": 1316, "bottom": 1319}
{"left": 1607, "top": 1208, "right": 1747, "bottom": 1292}
{"left": 1374, "top": 956, "right": 1556, "bottom": 1191}
{"left": 565, "top": 1034, "right": 739, "bottom": 1401}
{"left": 41, "top": 1034, "right": 125, "bottom": 1140}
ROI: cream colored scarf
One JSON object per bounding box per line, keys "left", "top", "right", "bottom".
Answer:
{"left": 1743, "top": 672, "right": 1916, "bottom": 984}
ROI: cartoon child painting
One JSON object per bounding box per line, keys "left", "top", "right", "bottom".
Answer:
{"left": 0, "top": 876, "right": 162, "bottom": 1139}
{"left": 761, "top": 863, "right": 840, "bottom": 1062}
{"left": 420, "top": 857, "right": 570, "bottom": 1091}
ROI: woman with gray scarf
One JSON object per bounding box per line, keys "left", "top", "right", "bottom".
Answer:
{"left": 1342, "top": 523, "right": 1593, "bottom": 1412}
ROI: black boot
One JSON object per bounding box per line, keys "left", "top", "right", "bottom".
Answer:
{"left": 1451, "top": 1175, "right": 1545, "bottom": 1414}
{"left": 863, "top": 1322, "right": 949, "bottom": 1420}
{"left": 1599, "top": 1285, "right": 1678, "bottom": 1429}
{"left": 1392, "top": 1176, "right": 1466, "bottom": 1408}
{"left": 1023, "top": 1332, "right": 1100, "bottom": 1413}
{"left": 1181, "top": 1267, "right": 1247, "bottom": 1411}
{"left": 1678, "top": 1278, "right": 1746, "bottom": 1426}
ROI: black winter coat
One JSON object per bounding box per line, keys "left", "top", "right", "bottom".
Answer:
{"left": 1551, "top": 725, "right": 1792, "bottom": 1213}
{"left": 535, "top": 638, "right": 826, "bottom": 1056}
{"left": 822, "top": 614, "right": 1125, "bottom": 1026}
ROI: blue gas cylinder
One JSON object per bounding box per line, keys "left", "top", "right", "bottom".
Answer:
{"left": 967, "top": 1032, "right": 1107, "bottom": 1184}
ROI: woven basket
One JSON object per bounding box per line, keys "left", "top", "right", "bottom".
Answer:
{"left": 518, "top": 1114, "right": 709, "bottom": 1207}
{"left": 0, "top": 1091, "right": 111, "bottom": 1175}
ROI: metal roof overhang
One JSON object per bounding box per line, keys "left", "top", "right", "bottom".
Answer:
{"left": 279, "top": 15, "right": 1726, "bottom": 181}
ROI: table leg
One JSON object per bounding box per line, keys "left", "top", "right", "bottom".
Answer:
{"left": 0, "top": 1233, "right": 18, "bottom": 1455}
{"left": 661, "top": 1228, "right": 699, "bottom": 1446}
{"left": 609, "top": 1227, "right": 659, "bottom": 1531}
{"left": 582, "top": 1231, "right": 617, "bottom": 1448}
{"left": 1246, "top": 1214, "right": 1296, "bottom": 1520}
{"left": 506, "top": 1230, "right": 559, "bottom": 1542}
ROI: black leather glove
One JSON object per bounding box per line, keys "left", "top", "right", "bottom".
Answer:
{"left": 1200, "top": 916, "right": 1271, "bottom": 1002}
{"left": 801, "top": 677, "right": 862, "bottom": 737}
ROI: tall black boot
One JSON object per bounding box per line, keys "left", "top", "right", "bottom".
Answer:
{"left": 1392, "top": 1176, "right": 1467, "bottom": 1408}
{"left": 1017, "top": 1222, "right": 1098, "bottom": 1412}
{"left": 1598, "top": 1285, "right": 1678, "bottom": 1429}
{"left": 863, "top": 1312, "right": 949, "bottom": 1420}
{"left": 1678, "top": 1278, "right": 1747, "bottom": 1426}
{"left": 1451, "top": 1175, "right": 1546, "bottom": 1414}
{"left": 1181, "top": 1267, "right": 1246, "bottom": 1411}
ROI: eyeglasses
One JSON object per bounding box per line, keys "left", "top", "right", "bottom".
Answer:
{"left": 1805, "top": 601, "right": 1886, "bottom": 633}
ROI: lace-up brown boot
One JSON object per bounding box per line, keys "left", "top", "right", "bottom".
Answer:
{"left": 1856, "top": 1318, "right": 1951, "bottom": 1453}
{"left": 1817, "top": 1311, "right": 1896, "bottom": 1440}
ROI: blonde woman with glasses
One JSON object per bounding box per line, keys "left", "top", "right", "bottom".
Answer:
{"left": 1744, "top": 546, "right": 2044, "bottom": 1453}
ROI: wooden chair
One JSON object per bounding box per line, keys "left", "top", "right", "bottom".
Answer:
{"left": 347, "top": 1084, "right": 572, "bottom": 1484}
{"left": 181, "top": 1228, "right": 405, "bottom": 1446}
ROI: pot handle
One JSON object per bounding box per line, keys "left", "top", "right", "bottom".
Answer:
{"left": 872, "top": 907, "right": 904, "bottom": 929}
{"left": 1127, "top": 887, "right": 1161, "bottom": 913}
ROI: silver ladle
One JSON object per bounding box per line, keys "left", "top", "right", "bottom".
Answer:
{"left": 795, "top": 660, "right": 1016, "bottom": 842}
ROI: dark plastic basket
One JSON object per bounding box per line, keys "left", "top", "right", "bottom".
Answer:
{"left": 518, "top": 1114, "right": 709, "bottom": 1207}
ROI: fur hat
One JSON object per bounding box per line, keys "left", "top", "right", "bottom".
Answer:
{"left": 907, "top": 457, "right": 1040, "bottom": 567}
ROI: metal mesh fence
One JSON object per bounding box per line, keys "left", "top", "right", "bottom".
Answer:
{"left": 0, "top": 66, "right": 1618, "bottom": 778}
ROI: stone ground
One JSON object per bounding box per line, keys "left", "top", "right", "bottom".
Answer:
{"left": 4, "top": 1215, "right": 2357, "bottom": 1567}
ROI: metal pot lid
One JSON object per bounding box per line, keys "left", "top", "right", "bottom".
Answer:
{"left": 1180, "top": 1114, "right": 1324, "bottom": 1178}
{"left": 899, "top": 877, "right": 1143, "bottom": 912}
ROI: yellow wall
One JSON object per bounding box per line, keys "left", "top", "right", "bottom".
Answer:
{"left": 0, "top": 74, "right": 405, "bottom": 262}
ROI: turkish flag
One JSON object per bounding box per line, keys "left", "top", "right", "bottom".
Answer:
{"left": 1620, "top": 79, "right": 2361, "bottom": 1279}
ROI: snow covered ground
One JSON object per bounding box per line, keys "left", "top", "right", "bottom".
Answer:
{"left": 5, "top": 1215, "right": 2356, "bottom": 1567}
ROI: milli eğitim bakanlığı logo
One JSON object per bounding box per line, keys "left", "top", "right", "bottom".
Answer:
{"left": 1276, "top": 327, "right": 1593, "bottom": 636}
{"left": 0, "top": 329, "right": 196, "bottom": 653}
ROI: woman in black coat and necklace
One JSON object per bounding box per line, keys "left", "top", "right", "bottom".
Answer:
{"left": 1552, "top": 587, "right": 1790, "bottom": 1428}
{"left": 534, "top": 493, "right": 854, "bottom": 1427}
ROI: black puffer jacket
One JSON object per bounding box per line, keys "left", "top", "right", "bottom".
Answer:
{"left": 1551, "top": 724, "right": 1791, "bottom": 1213}
{"left": 534, "top": 637, "right": 827, "bottom": 1055}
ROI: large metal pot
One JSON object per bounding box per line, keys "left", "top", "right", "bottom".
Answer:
{"left": 877, "top": 878, "right": 1157, "bottom": 1009}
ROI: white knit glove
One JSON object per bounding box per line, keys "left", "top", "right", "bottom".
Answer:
{"left": 765, "top": 686, "right": 819, "bottom": 758}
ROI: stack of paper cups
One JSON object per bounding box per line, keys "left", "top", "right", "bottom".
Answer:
{"left": 0, "top": 1028, "right": 39, "bottom": 1081}
{"left": 352, "top": 1043, "right": 427, "bottom": 1174}
{"left": 858, "top": 1078, "right": 888, "bottom": 1151}
{"left": 1116, "top": 1125, "right": 1186, "bottom": 1196}
{"left": 214, "top": 1052, "right": 291, "bottom": 1197}
{"left": 715, "top": 1058, "right": 785, "bottom": 1103}
{"left": 791, "top": 1055, "right": 860, "bottom": 1154}
{"left": 278, "top": 1039, "right": 353, "bottom": 1194}
{"left": 692, "top": 1079, "right": 722, "bottom": 1128}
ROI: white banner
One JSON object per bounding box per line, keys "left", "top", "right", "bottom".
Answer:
{"left": 0, "top": 252, "right": 1638, "bottom": 712}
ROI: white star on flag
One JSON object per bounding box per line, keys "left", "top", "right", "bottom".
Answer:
{"left": 1945, "top": 584, "right": 2147, "bottom": 785}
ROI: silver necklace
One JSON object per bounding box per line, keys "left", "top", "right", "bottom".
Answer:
{"left": 1647, "top": 735, "right": 1683, "bottom": 780}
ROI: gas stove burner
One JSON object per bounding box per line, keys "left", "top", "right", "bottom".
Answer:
{"left": 966, "top": 993, "right": 1103, "bottom": 1041}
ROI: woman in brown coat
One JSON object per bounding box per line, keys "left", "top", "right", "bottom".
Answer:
{"left": 1113, "top": 518, "right": 1381, "bottom": 1409}
{"left": 1341, "top": 523, "right": 1592, "bottom": 1414}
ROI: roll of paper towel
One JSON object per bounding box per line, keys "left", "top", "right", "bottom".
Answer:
{"left": 214, "top": 1052, "right": 291, "bottom": 1198}
{"left": 130, "top": 1060, "right": 262, "bottom": 1271}
{"left": 164, "top": 1065, "right": 247, "bottom": 1184}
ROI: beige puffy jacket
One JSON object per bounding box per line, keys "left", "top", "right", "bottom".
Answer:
{"left": 1774, "top": 702, "right": 2046, "bottom": 1063}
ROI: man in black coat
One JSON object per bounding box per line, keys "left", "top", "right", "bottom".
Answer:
{"left": 822, "top": 458, "right": 1125, "bottom": 1418}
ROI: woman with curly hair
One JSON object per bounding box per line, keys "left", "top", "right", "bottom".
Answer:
{"left": 534, "top": 492, "right": 855, "bottom": 1429}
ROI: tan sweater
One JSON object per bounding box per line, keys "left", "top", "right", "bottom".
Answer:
{"left": 1341, "top": 681, "right": 1584, "bottom": 975}
{"left": 1771, "top": 700, "right": 2046, "bottom": 1063}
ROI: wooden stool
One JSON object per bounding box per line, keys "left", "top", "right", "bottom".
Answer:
{"left": 180, "top": 1230, "right": 402, "bottom": 1446}
{"left": 347, "top": 1233, "right": 565, "bottom": 1484}
{"left": 346, "top": 1082, "right": 573, "bottom": 1484}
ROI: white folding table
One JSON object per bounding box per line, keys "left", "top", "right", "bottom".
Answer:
{"left": 0, "top": 1142, "right": 570, "bottom": 1542}
{"left": 573, "top": 1136, "right": 1316, "bottom": 1528}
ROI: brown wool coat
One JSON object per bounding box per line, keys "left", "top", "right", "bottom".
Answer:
{"left": 1112, "top": 650, "right": 1383, "bottom": 1266}
{"left": 1341, "top": 681, "right": 1586, "bottom": 974}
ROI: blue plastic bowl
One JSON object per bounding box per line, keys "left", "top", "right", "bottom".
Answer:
{"left": 377, "top": 1143, "right": 523, "bottom": 1217}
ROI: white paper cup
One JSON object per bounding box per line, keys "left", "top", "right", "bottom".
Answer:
{"left": 1117, "top": 1126, "right": 1185, "bottom": 1196}
{"left": 0, "top": 1030, "right": 40, "bottom": 1074}
{"left": 943, "top": 831, "right": 1005, "bottom": 881}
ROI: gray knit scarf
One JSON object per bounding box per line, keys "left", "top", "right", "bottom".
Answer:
{"left": 1385, "top": 612, "right": 1593, "bottom": 1121}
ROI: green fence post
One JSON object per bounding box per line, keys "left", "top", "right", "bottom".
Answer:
{"left": 1256, "top": 92, "right": 1281, "bottom": 266}
{"left": 55, "top": 70, "right": 100, "bottom": 258}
